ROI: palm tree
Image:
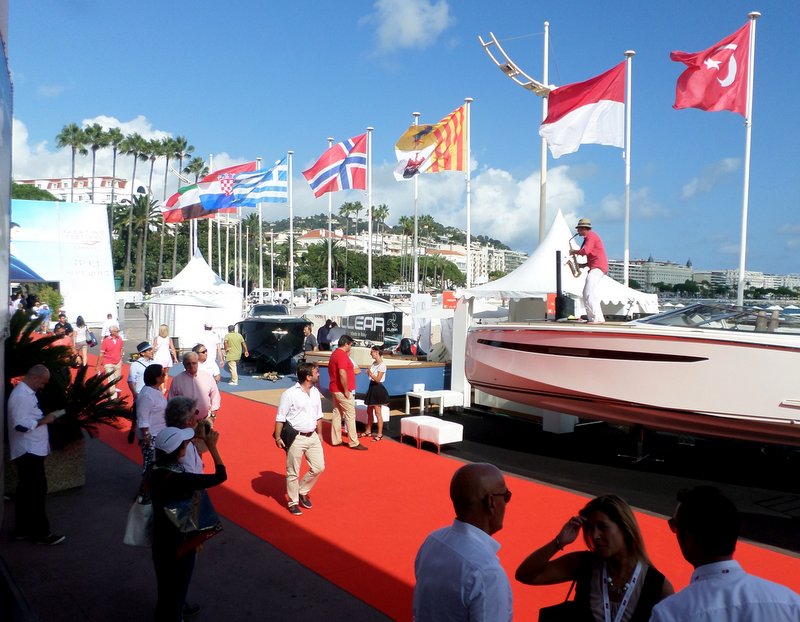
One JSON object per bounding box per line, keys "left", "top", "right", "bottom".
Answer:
{"left": 339, "top": 202, "right": 359, "bottom": 289}
{"left": 145, "top": 138, "right": 163, "bottom": 196}
{"left": 173, "top": 136, "right": 195, "bottom": 191}
{"left": 55, "top": 123, "right": 87, "bottom": 202}
{"left": 373, "top": 204, "right": 389, "bottom": 255}
{"left": 106, "top": 127, "right": 124, "bottom": 207}
{"left": 157, "top": 137, "right": 180, "bottom": 283}
{"left": 183, "top": 156, "right": 208, "bottom": 182}
{"left": 83, "top": 123, "right": 109, "bottom": 204}
{"left": 398, "top": 215, "right": 414, "bottom": 285}
{"left": 119, "top": 133, "right": 149, "bottom": 288}
{"left": 130, "top": 195, "right": 160, "bottom": 292}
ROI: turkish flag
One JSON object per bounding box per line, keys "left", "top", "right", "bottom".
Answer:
{"left": 671, "top": 22, "right": 750, "bottom": 117}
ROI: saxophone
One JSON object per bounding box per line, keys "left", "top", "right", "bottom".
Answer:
{"left": 566, "top": 234, "right": 584, "bottom": 278}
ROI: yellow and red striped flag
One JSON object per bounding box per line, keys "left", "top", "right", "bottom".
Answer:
{"left": 394, "top": 104, "right": 466, "bottom": 180}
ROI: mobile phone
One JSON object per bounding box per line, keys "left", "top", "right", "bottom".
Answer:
{"left": 51, "top": 409, "right": 66, "bottom": 419}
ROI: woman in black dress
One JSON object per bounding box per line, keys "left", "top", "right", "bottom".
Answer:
{"left": 150, "top": 425, "right": 227, "bottom": 621}
{"left": 362, "top": 346, "right": 389, "bottom": 441}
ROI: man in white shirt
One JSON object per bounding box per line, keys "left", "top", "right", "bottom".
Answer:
{"left": 201, "top": 321, "right": 224, "bottom": 367}
{"left": 193, "top": 343, "right": 221, "bottom": 382}
{"left": 413, "top": 463, "right": 513, "bottom": 622}
{"left": 127, "top": 341, "right": 154, "bottom": 397}
{"left": 8, "top": 364, "right": 66, "bottom": 545}
{"left": 273, "top": 362, "right": 326, "bottom": 516}
{"left": 101, "top": 313, "right": 116, "bottom": 338}
{"left": 651, "top": 486, "right": 800, "bottom": 622}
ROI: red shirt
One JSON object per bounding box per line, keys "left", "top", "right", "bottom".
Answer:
{"left": 329, "top": 348, "right": 355, "bottom": 394}
{"left": 100, "top": 335, "right": 124, "bottom": 365}
{"left": 577, "top": 230, "right": 608, "bottom": 273}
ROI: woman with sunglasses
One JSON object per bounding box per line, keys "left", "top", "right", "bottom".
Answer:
{"left": 516, "top": 494, "right": 673, "bottom": 622}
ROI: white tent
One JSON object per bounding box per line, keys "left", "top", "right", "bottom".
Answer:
{"left": 146, "top": 253, "right": 243, "bottom": 350}
{"left": 463, "top": 210, "right": 658, "bottom": 318}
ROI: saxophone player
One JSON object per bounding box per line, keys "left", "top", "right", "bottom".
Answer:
{"left": 569, "top": 218, "right": 608, "bottom": 323}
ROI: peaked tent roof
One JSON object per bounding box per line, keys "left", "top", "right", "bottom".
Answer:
{"left": 153, "top": 251, "right": 239, "bottom": 296}
{"left": 463, "top": 210, "right": 658, "bottom": 314}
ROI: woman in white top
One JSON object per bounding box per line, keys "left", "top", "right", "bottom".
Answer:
{"left": 152, "top": 324, "right": 177, "bottom": 391}
{"left": 136, "top": 364, "right": 168, "bottom": 472}
{"left": 362, "top": 346, "right": 389, "bottom": 441}
{"left": 72, "top": 315, "right": 89, "bottom": 367}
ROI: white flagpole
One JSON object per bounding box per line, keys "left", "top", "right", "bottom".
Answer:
{"left": 623, "top": 50, "right": 635, "bottom": 287}
{"left": 539, "top": 21, "right": 549, "bottom": 243}
{"left": 737, "top": 12, "right": 760, "bottom": 307}
{"left": 465, "top": 98, "right": 473, "bottom": 288}
{"left": 367, "top": 127, "right": 374, "bottom": 294}
{"left": 288, "top": 150, "right": 295, "bottom": 310}
{"left": 327, "top": 137, "right": 334, "bottom": 300}
{"left": 256, "top": 157, "right": 263, "bottom": 302}
{"left": 413, "top": 111, "right": 420, "bottom": 294}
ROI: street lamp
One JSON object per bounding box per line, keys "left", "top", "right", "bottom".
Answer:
{"left": 479, "top": 27, "right": 555, "bottom": 242}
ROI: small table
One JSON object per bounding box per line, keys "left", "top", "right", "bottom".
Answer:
{"left": 405, "top": 390, "right": 446, "bottom": 415}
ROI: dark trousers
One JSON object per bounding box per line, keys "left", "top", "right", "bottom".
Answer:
{"left": 153, "top": 547, "right": 196, "bottom": 621}
{"left": 14, "top": 453, "right": 50, "bottom": 539}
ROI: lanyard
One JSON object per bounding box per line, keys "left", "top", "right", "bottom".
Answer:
{"left": 602, "top": 561, "right": 642, "bottom": 622}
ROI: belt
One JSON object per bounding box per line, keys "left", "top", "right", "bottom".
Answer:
{"left": 297, "top": 431, "right": 315, "bottom": 437}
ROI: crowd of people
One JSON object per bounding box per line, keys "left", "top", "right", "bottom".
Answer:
{"left": 7, "top": 301, "right": 799, "bottom": 621}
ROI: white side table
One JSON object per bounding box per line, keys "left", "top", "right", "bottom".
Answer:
{"left": 405, "top": 390, "right": 445, "bottom": 415}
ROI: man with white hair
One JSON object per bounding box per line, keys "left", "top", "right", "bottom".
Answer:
{"left": 168, "top": 351, "right": 221, "bottom": 424}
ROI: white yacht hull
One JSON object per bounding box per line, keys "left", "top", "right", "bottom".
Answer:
{"left": 466, "top": 321, "right": 800, "bottom": 446}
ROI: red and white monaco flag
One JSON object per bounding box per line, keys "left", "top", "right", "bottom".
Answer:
{"left": 539, "top": 61, "right": 625, "bottom": 159}
{"left": 670, "top": 22, "right": 750, "bottom": 117}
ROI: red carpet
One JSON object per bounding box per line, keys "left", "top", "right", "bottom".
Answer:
{"left": 99, "top": 364, "right": 800, "bottom": 621}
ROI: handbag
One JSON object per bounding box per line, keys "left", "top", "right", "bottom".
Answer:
{"left": 279, "top": 420, "right": 299, "bottom": 452}
{"left": 538, "top": 580, "right": 592, "bottom": 622}
{"left": 123, "top": 497, "right": 153, "bottom": 547}
{"left": 86, "top": 330, "right": 98, "bottom": 348}
{"left": 163, "top": 489, "right": 223, "bottom": 558}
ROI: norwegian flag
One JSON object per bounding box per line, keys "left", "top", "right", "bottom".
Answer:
{"left": 302, "top": 133, "right": 367, "bottom": 198}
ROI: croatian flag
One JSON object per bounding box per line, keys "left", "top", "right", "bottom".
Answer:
{"left": 232, "top": 158, "right": 288, "bottom": 206}
{"left": 539, "top": 62, "right": 625, "bottom": 159}
{"left": 302, "top": 134, "right": 367, "bottom": 198}
{"left": 198, "top": 174, "right": 239, "bottom": 210}
{"left": 197, "top": 161, "right": 260, "bottom": 210}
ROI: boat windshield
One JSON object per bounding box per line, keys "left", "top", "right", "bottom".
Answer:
{"left": 633, "top": 303, "right": 800, "bottom": 335}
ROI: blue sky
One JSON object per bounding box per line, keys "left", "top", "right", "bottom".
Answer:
{"left": 9, "top": 1, "right": 799, "bottom": 275}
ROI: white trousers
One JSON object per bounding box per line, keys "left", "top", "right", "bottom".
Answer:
{"left": 583, "top": 268, "right": 606, "bottom": 323}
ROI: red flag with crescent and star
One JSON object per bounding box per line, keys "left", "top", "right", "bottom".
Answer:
{"left": 670, "top": 21, "right": 750, "bottom": 117}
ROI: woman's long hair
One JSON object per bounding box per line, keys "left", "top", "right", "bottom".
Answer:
{"left": 579, "top": 495, "right": 651, "bottom": 564}
{"left": 76, "top": 315, "right": 85, "bottom": 328}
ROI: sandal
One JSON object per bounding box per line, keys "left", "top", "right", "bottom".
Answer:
{"left": 372, "top": 435, "right": 383, "bottom": 442}
{"left": 358, "top": 432, "right": 370, "bottom": 438}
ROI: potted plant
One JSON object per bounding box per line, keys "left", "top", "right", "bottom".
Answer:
{"left": 4, "top": 311, "right": 132, "bottom": 492}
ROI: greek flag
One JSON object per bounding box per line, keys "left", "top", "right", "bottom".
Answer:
{"left": 232, "top": 157, "right": 288, "bottom": 206}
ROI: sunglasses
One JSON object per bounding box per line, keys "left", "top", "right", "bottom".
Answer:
{"left": 197, "top": 350, "right": 207, "bottom": 354}
{"left": 488, "top": 489, "right": 512, "bottom": 503}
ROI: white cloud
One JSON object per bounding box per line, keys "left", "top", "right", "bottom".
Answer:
{"left": 681, "top": 157, "right": 740, "bottom": 199}
{"left": 37, "top": 83, "right": 69, "bottom": 98}
{"left": 362, "top": 0, "right": 453, "bottom": 53}
{"left": 599, "top": 186, "right": 666, "bottom": 221}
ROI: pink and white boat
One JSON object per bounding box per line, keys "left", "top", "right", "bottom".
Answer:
{"left": 466, "top": 303, "right": 800, "bottom": 446}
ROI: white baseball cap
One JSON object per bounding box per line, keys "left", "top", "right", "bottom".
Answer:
{"left": 154, "top": 427, "right": 194, "bottom": 453}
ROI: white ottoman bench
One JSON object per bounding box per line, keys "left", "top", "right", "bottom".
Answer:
{"left": 400, "top": 415, "right": 441, "bottom": 448}
{"left": 418, "top": 420, "right": 464, "bottom": 454}
{"left": 355, "top": 404, "right": 390, "bottom": 426}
